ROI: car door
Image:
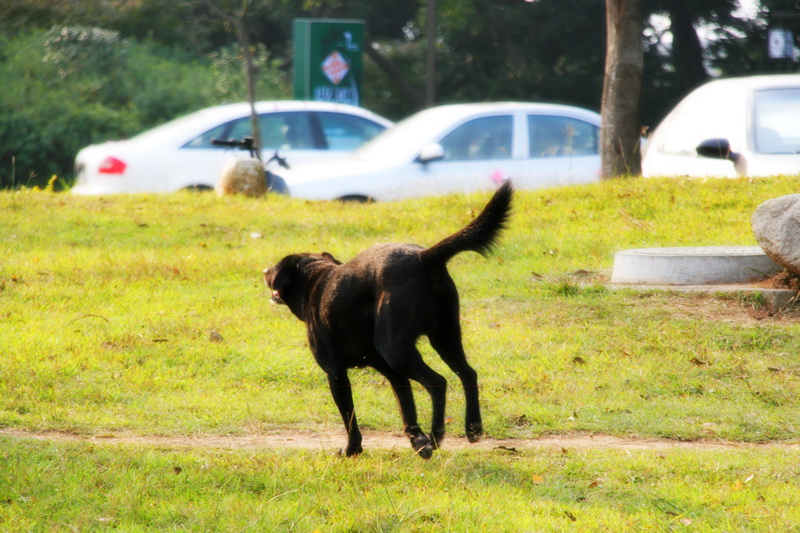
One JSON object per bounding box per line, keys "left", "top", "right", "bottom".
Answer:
{"left": 404, "top": 114, "right": 518, "bottom": 196}
{"left": 517, "top": 114, "right": 601, "bottom": 188}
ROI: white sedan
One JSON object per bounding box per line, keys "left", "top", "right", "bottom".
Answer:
{"left": 642, "top": 74, "right": 800, "bottom": 178}
{"left": 72, "top": 101, "right": 392, "bottom": 194}
{"left": 278, "top": 102, "right": 602, "bottom": 201}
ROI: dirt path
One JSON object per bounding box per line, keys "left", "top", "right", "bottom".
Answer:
{"left": 3, "top": 428, "right": 797, "bottom": 453}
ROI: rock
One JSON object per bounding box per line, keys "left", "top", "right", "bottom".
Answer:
{"left": 752, "top": 194, "right": 800, "bottom": 276}
{"left": 215, "top": 158, "right": 266, "bottom": 197}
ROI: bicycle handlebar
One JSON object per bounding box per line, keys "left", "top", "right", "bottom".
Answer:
{"left": 211, "top": 136, "right": 290, "bottom": 169}
{"left": 212, "top": 136, "right": 256, "bottom": 150}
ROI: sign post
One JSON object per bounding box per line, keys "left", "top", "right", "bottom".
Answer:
{"left": 293, "top": 19, "right": 365, "bottom": 106}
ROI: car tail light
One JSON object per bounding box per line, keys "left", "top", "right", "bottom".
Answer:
{"left": 99, "top": 156, "right": 127, "bottom": 175}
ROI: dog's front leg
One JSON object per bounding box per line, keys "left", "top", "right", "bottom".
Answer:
{"left": 327, "top": 372, "right": 363, "bottom": 457}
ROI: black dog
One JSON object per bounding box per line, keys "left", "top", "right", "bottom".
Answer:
{"left": 263, "top": 182, "right": 512, "bottom": 458}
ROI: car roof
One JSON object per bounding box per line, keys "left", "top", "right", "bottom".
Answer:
{"left": 353, "top": 101, "right": 601, "bottom": 163}
{"left": 128, "top": 100, "right": 393, "bottom": 145}
{"left": 404, "top": 101, "right": 601, "bottom": 123}
{"left": 696, "top": 74, "right": 800, "bottom": 93}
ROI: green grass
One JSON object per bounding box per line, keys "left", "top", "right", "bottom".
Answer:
{"left": 3, "top": 439, "right": 800, "bottom": 531}
{"left": 3, "top": 176, "right": 800, "bottom": 530}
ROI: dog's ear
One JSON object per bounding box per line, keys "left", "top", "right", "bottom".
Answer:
{"left": 263, "top": 267, "right": 276, "bottom": 288}
{"left": 270, "top": 261, "right": 297, "bottom": 294}
{"left": 321, "top": 252, "right": 342, "bottom": 265}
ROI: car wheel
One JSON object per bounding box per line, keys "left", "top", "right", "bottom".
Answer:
{"left": 266, "top": 173, "right": 289, "bottom": 195}
{"left": 337, "top": 195, "right": 373, "bottom": 203}
{"left": 182, "top": 185, "right": 214, "bottom": 192}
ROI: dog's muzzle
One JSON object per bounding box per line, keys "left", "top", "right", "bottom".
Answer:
{"left": 263, "top": 268, "right": 285, "bottom": 305}
{"left": 270, "top": 290, "right": 285, "bottom": 305}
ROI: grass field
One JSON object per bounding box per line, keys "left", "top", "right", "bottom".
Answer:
{"left": 2, "top": 176, "right": 800, "bottom": 531}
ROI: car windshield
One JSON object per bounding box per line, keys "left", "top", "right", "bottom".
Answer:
{"left": 352, "top": 107, "right": 462, "bottom": 163}
{"left": 753, "top": 88, "right": 800, "bottom": 154}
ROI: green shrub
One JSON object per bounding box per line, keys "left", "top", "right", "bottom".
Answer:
{"left": 0, "top": 27, "right": 288, "bottom": 190}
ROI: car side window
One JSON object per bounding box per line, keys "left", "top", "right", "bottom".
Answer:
{"left": 184, "top": 112, "right": 317, "bottom": 150}
{"left": 528, "top": 115, "right": 598, "bottom": 157}
{"left": 316, "top": 112, "right": 386, "bottom": 151}
{"left": 184, "top": 123, "right": 229, "bottom": 148}
{"left": 439, "top": 116, "right": 512, "bottom": 161}
{"left": 753, "top": 88, "right": 800, "bottom": 154}
{"left": 259, "top": 112, "right": 316, "bottom": 150}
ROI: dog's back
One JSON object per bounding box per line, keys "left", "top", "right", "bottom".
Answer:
{"left": 328, "top": 181, "right": 512, "bottom": 305}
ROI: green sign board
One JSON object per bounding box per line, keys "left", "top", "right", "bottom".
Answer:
{"left": 293, "top": 18, "right": 365, "bottom": 106}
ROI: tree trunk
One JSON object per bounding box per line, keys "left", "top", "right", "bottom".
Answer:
{"left": 601, "top": 0, "right": 643, "bottom": 178}
{"left": 204, "top": 0, "right": 262, "bottom": 160}
{"left": 234, "top": 17, "right": 263, "bottom": 161}
{"left": 364, "top": 43, "right": 425, "bottom": 109}
{"left": 668, "top": 0, "right": 708, "bottom": 92}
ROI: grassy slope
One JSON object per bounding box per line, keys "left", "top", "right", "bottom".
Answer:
{"left": 2, "top": 176, "right": 800, "bottom": 530}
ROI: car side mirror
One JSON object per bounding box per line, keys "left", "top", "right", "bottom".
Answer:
{"left": 418, "top": 143, "right": 445, "bottom": 164}
{"left": 696, "top": 138, "right": 740, "bottom": 163}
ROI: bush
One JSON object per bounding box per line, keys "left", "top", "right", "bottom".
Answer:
{"left": 0, "top": 27, "right": 288, "bottom": 190}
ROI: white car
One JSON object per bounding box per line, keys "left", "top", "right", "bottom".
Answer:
{"left": 72, "top": 101, "right": 392, "bottom": 194}
{"left": 278, "top": 102, "right": 602, "bottom": 201}
{"left": 642, "top": 74, "right": 800, "bottom": 178}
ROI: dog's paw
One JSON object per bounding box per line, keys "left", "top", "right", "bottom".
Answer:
{"left": 416, "top": 443, "right": 434, "bottom": 460}
{"left": 466, "top": 422, "right": 483, "bottom": 443}
{"left": 339, "top": 444, "right": 363, "bottom": 457}
{"left": 410, "top": 433, "right": 435, "bottom": 460}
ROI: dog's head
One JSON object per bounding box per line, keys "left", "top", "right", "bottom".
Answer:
{"left": 263, "top": 252, "right": 341, "bottom": 320}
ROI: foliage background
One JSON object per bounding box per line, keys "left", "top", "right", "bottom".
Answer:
{"left": 0, "top": 0, "right": 797, "bottom": 189}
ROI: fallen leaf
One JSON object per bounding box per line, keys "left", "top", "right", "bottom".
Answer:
{"left": 494, "top": 445, "right": 519, "bottom": 454}
{"left": 512, "top": 414, "right": 530, "bottom": 427}
{"left": 531, "top": 474, "right": 545, "bottom": 484}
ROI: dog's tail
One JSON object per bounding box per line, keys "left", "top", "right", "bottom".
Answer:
{"left": 420, "top": 180, "right": 513, "bottom": 267}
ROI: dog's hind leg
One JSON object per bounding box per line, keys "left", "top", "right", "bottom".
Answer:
{"left": 326, "top": 371, "right": 363, "bottom": 457}
{"left": 429, "top": 326, "right": 483, "bottom": 444}
{"left": 377, "top": 344, "right": 448, "bottom": 456}
{"left": 371, "top": 360, "right": 435, "bottom": 458}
